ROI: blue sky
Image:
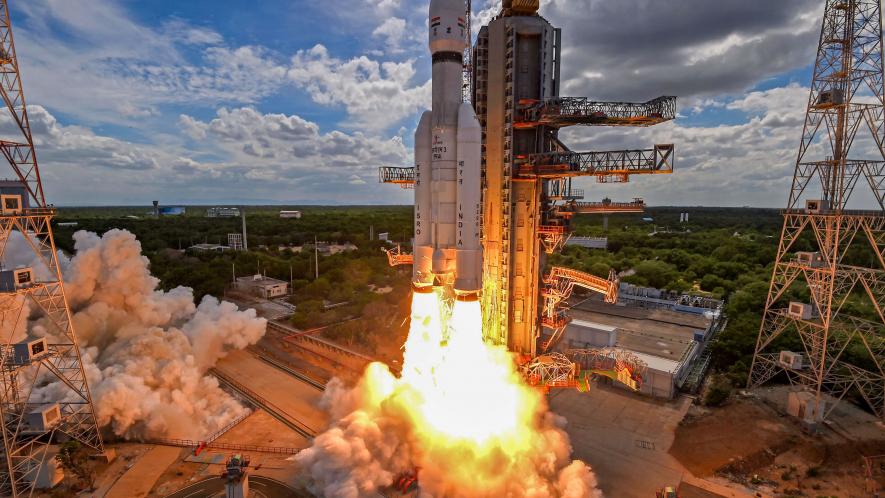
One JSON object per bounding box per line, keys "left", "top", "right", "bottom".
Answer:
{"left": 3, "top": 0, "right": 872, "bottom": 208}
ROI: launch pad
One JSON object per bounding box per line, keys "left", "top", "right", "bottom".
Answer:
{"left": 381, "top": 0, "right": 676, "bottom": 390}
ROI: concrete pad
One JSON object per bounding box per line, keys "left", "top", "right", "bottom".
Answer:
{"left": 214, "top": 350, "right": 329, "bottom": 435}
{"left": 104, "top": 445, "right": 182, "bottom": 498}
{"left": 213, "top": 409, "right": 309, "bottom": 449}
{"left": 549, "top": 384, "right": 692, "bottom": 498}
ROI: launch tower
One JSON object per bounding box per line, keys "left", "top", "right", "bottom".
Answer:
{"left": 381, "top": 0, "right": 677, "bottom": 359}
{"left": 473, "top": 0, "right": 675, "bottom": 356}
{"left": 748, "top": 0, "right": 885, "bottom": 421}
{"left": 0, "top": 2, "right": 104, "bottom": 495}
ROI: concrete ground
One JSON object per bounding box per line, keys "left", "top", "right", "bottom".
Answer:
{"left": 214, "top": 349, "right": 330, "bottom": 435}
{"left": 164, "top": 475, "right": 308, "bottom": 498}
{"left": 548, "top": 382, "right": 692, "bottom": 498}
{"left": 213, "top": 409, "right": 309, "bottom": 449}
{"left": 104, "top": 445, "right": 184, "bottom": 498}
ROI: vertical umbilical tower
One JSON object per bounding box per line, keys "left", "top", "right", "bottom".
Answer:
{"left": 749, "top": 0, "right": 885, "bottom": 421}
{"left": 0, "top": 1, "right": 104, "bottom": 495}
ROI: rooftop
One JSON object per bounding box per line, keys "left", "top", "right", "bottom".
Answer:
{"left": 568, "top": 300, "right": 711, "bottom": 362}
{"left": 236, "top": 274, "right": 288, "bottom": 286}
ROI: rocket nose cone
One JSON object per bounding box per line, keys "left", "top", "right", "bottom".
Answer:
{"left": 429, "top": 0, "right": 462, "bottom": 16}
{"left": 429, "top": 0, "right": 467, "bottom": 54}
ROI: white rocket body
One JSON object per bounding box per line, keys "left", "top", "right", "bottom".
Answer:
{"left": 413, "top": 0, "right": 482, "bottom": 299}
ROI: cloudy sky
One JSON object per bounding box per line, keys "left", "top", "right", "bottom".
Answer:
{"left": 3, "top": 0, "right": 840, "bottom": 206}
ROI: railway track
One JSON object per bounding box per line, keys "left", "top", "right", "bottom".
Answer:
{"left": 209, "top": 367, "right": 317, "bottom": 439}
{"left": 267, "top": 320, "right": 376, "bottom": 373}
{"left": 251, "top": 347, "right": 326, "bottom": 391}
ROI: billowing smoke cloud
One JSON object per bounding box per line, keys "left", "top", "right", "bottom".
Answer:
{"left": 12, "top": 229, "right": 267, "bottom": 440}
{"left": 296, "top": 295, "right": 602, "bottom": 498}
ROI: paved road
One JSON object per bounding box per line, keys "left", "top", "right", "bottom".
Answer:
{"left": 165, "top": 475, "right": 310, "bottom": 498}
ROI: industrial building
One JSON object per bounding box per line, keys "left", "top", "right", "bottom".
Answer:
{"left": 207, "top": 206, "right": 241, "bottom": 218}
{"left": 618, "top": 283, "right": 723, "bottom": 316}
{"left": 566, "top": 236, "right": 607, "bottom": 250}
{"left": 159, "top": 206, "right": 186, "bottom": 216}
{"left": 189, "top": 243, "right": 230, "bottom": 253}
{"left": 472, "top": 4, "right": 675, "bottom": 357}
{"left": 279, "top": 210, "right": 302, "bottom": 219}
{"left": 557, "top": 300, "right": 717, "bottom": 398}
{"left": 235, "top": 274, "right": 288, "bottom": 299}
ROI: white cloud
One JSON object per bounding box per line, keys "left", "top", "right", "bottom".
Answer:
{"left": 14, "top": 0, "right": 288, "bottom": 125}
{"left": 6, "top": 0, "right": 874, "bottom": 208}
{"left": 560, "top": 85, "right": 812, "bottom": 208}
{"left": 287, "top": 44, "right": 431, "bottom": 130}
{"left": 373, "top": 18, "right": 408, "bottom": 52}
{"left": 162, "top": 19, "right": 224, "bottom": 46}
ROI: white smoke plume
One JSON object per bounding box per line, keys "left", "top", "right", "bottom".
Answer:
{"left": 12, "top": 229, "right": 267, "bottom": 440}
{"left": 296, "top": 295, "right": 602, "bottom": 498}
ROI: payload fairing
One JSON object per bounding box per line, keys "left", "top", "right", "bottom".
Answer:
{"left": 413, "top": 0, "right": 482, "bottom": 300}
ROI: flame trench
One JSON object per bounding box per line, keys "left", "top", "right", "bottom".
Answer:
{"left": 298, "top": 290, "right": 599, "bottom": 497}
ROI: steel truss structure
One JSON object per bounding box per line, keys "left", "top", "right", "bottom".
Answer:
{"left": 516, "top": 96, "right": 677, "bottom": 128}
{"left": 520, "top": 144, "right": 674, "bottom": 182}
{"left": 559, "top": 198, "right": 646, "bottom": 215}
{"left": 378, "top": 166, "right": 416, "bottom": 188}
{"left": 520, "top": 348, "right": 647, "bottom": 392}
{"left": 565, "top": 348, "right": 648, "bottom": 383}
{"left": 521, "top": 353, "right": 576, "bottom": 388}
{"left": 749, "top": 0, "right": 885, "bottom": 421}
{"left": 540, "top": 267, "right": 619, "bottom": 352}
{"left": 380, "top": 2, "right": 676, "bottom": 360}
{"left": 0, "top": 2, "right": 103, "bottom": 495}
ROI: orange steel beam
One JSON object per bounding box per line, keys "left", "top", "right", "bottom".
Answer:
{"left": 545, "top": 267, "right": 619, "bottom": 305}
{"left": 559, "top": 198, "right": 645, "bottom": 215}
{"left": 518, "top": 144, "right": 674, "bottom": 180}
{"left": 379, "top": 166, "right": 416, "bottom": 189}
{"left": 384, "top": 246, "right": 414, "bottom": 266}
{"left": 516, "top": 96, "right": 676, "bottom": 129}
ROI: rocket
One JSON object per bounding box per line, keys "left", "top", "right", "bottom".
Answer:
{"left": 413, "top": 0, "right": 482, "bottom": 301}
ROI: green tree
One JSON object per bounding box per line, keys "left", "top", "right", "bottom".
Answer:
{"left": 630, "top": 260, "right": 677, "bottom": 289}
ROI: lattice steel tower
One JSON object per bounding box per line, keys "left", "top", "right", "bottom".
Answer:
{"left": 0, "top": 1, "right": 104, "bottom": 495}
{"left": 749, "top": 0, "right": 885, "bottom": 421}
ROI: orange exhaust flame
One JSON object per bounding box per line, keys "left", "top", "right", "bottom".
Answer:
{"left": 297, "top": 290, "right": 600, "bottom": 497}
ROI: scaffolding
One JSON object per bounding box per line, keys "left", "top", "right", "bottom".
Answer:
{"left": 557, "top": 198, "right": 646, "bottom": 215}
{"left": 748, "top": 0, "right": 885, "bottom": 421}
{"left": 378, "top": 167, "right": 415, "bottom": 189}
{"left": 0, "top": 2, "right": 103, "bottom": 495}
{"left": 516, "top": 96, "right": 677, "bottom": 128}
{"left": 540, "top": 268, "right": 619, "bottom": 351}
{"left": 519, "top": 145, "right": 674, "bottom": 180}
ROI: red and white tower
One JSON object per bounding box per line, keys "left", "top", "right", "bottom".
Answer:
{"left": 0, "top": 2, "right": 104, "bottom": 495}
{"left": 749, "top": 0, "right": 885, "bottom": 422}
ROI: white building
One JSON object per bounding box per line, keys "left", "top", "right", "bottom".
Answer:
{"left": 207, "top": 207, "right": 241, "bottom": 218}
{"left": 279, "top": 210, "right": 302, "bottom": 219}
{"left": 566, "top": 236, "right": 607, "bottom": 250}
{"left": 235, "top": 275, "right": 288, "bottom": 299}
{"left": 556, "top": 301, "right": 712, "bottom": 399}
{"left": 189, "top": 243, "right": 228, "bottom": 253}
